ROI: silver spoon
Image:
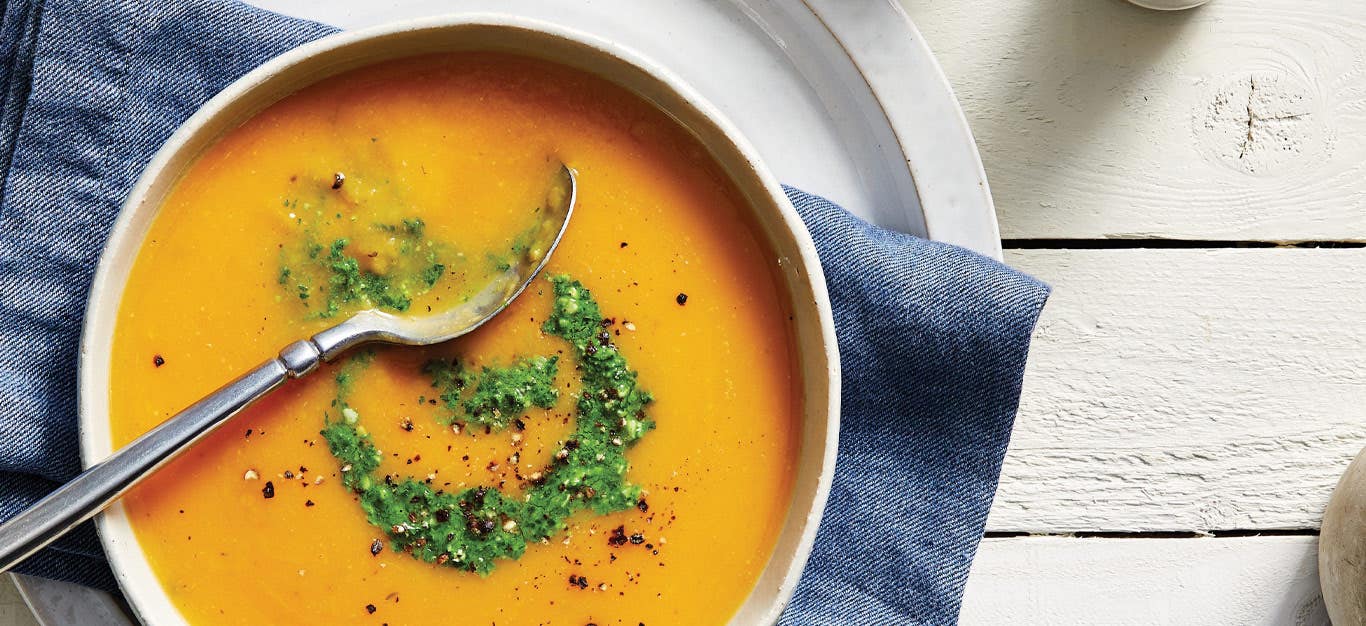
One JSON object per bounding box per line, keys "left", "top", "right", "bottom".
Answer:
{"left": 0, "top": 165, "right": 577, "bottom": 574}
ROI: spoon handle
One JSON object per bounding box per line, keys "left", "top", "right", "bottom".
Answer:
{"left": 0, "top": 339, "right": 325, "bottom": 574}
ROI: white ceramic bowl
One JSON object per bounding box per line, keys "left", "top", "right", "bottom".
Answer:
{"left": 78, "top": 14, "right": 840, "bottom": 626}
{"left": 1125, "top": 0, "right": 1211, "bottom": 10}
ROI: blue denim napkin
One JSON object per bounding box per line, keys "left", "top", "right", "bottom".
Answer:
{"left": 0, "top": 0, "right": 1049, "bottom": 623}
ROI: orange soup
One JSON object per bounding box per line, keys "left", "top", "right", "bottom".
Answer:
{"left": 110, "top": 52, "right": 800, "bottom": 625}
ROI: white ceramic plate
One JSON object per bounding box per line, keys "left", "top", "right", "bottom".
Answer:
{"left": 13, "top": 0, "right": 999, "bottom": 623}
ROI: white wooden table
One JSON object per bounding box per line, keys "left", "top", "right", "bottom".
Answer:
{"left": 3, "top": 0, "right": 1362, "bottom": 623}
{"left": 911, "top": 0, "right": 1364, "bottom": 623}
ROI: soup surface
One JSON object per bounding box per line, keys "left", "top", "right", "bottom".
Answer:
{"left": 109, "top": 52, "right": 800, "bottom": 624}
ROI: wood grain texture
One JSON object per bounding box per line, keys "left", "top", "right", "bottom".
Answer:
{"left": 902, "top": 0, "right": 1366, "bottom": 241}
{"left": 990, "top": 249, "right": 1366, "bottom": 531}
{"left": 962, "top": 537, "right": 1328, "bottom": 625}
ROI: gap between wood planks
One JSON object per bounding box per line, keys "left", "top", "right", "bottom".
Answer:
{"left": 1003, "top": 238, "right": 1366, "bottom": 249}
{"left": 984, "top": 529, "right": 1317, "bottom": 539}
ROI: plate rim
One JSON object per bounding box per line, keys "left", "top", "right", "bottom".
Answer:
{"left": 805, "top": 0, "right": 1002, "bottom": 260}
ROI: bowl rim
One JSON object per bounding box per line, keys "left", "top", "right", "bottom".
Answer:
{"left": 78, "top": 13, "right": 840, "bottom": 626}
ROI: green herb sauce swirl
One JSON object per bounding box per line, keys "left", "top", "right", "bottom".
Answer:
{"left": 320, "top": 276, "right": 655, "bottom": 575}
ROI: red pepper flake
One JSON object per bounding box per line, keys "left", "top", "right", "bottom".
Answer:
{"left": 152, "top": 354, "right": 165, "bottom": 367}
{"left": 675, "top": 293, "right": 688, "bottom": 305}
{"left": 608, "top": 525, "right": 628, "bottom": 547}
{"left": 568, "top": 574, "right": 589, "bottom": 589}
{"left": 305, "top": 500, "right": 315, "bottom": 507}
{"left": 261, "top": 482, "right": 275, "bottom": 499}
{"left": 619, "top": 242, "right": 628, "bottom": 248}
{"left": 364, "top": 603, "right": 376, "bottom": 614}
{"left": 636, "top": 499, "right": 649, "bottom": 513}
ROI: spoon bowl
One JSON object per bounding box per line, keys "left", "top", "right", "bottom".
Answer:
{"left": 311, "top": 164, "right": 576, "bottom": 359}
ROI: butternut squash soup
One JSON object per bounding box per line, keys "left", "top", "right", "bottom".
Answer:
{"left": 108, "top": 52, "right": 801, "bottom": 625}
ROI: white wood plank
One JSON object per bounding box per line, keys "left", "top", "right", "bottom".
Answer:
{"left": 962, "top": 536, "right": 1327, "bottom": 626}
{"left": 0, "top": 579, "right": 38, "bottom": 626}
{"left": 902, "top": 0, "right": 1366, "bottom": 241}
{"left": 991, "top": 249, "right": 1366, "bottom": 531}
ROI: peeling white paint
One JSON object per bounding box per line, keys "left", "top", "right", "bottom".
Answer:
{"left": 1194, "top": 72, "right": 1325, "bottom": 175}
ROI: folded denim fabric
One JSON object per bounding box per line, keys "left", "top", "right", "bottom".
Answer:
{"left": 0, "top": 1, "right": 1049, "bottom": 623}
